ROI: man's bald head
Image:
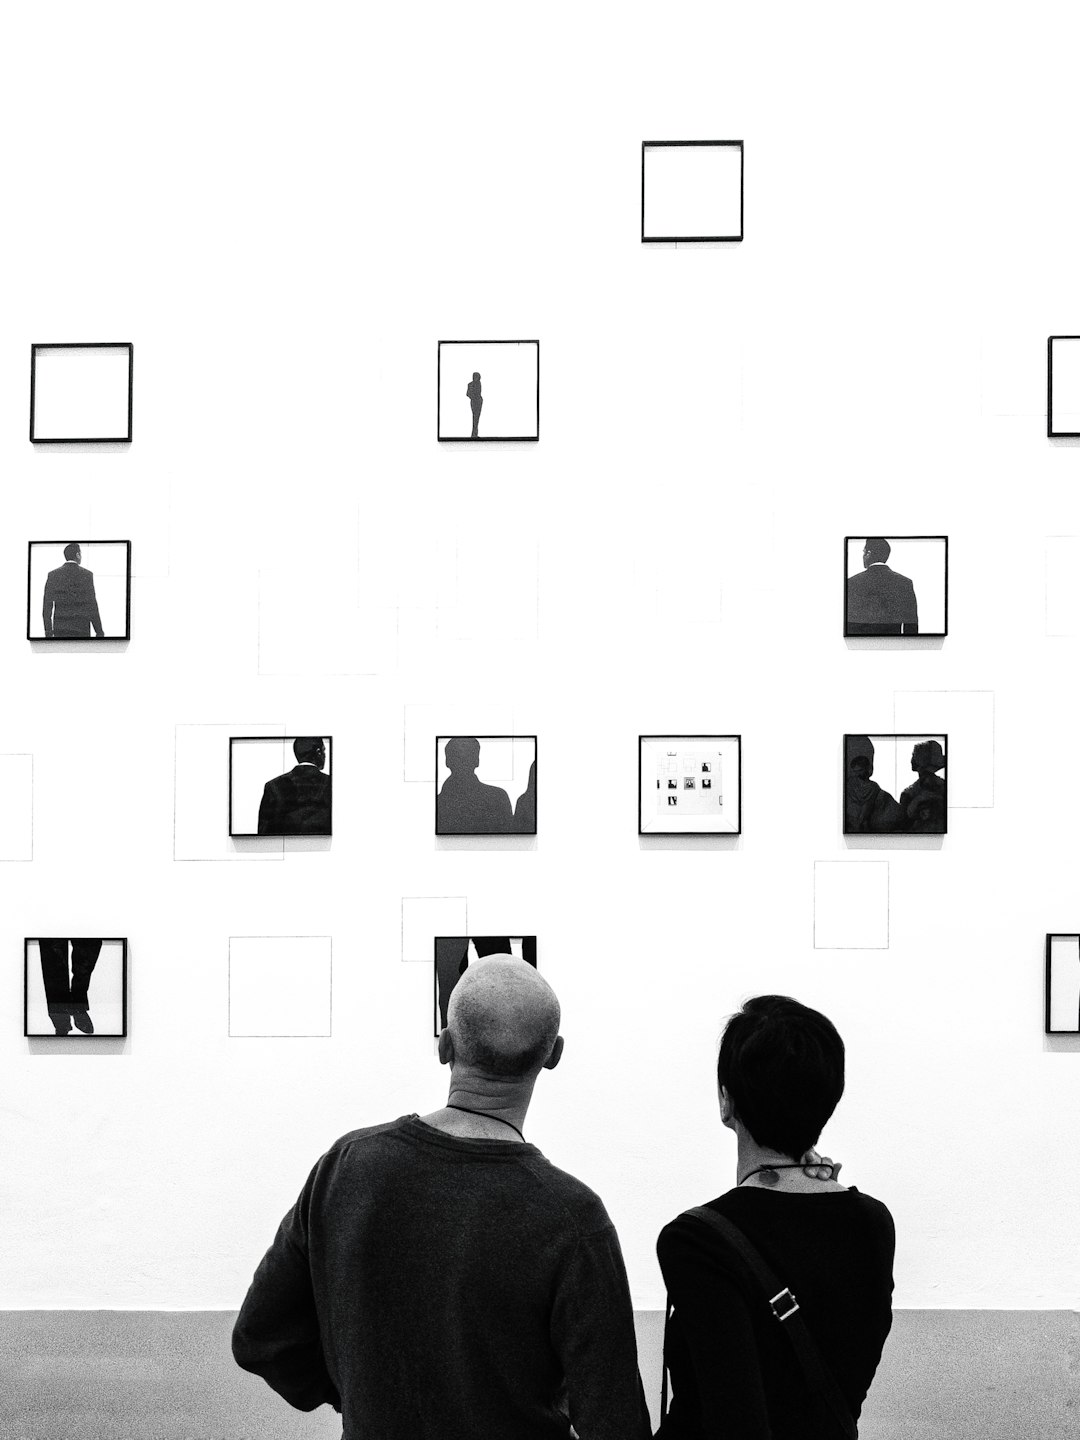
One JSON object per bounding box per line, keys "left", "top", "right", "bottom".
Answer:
{"left": 447, "top": 956, "right": 561, "bottom": 1078}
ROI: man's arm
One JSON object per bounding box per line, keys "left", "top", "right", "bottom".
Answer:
{"left": 42, "top": 575, "right": 54, "bottom": 638}
{"left": 901, "top": 578, "right": 918, "bottom": 634}
{"left": 86, "top": 575, "right": 104, "bottom": 637}
{"left": 552, "top": 1224, "right": 652, "bottom": 1440}
{"left": 232, "top": 1174, "right": 340, "bottom": 1413}
{"left": 257, "top": 780, "right": 279, "bottom": 835}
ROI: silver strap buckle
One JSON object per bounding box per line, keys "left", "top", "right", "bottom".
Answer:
{"left": 769, "top": 1287, "right": 800, "bottom": 1322}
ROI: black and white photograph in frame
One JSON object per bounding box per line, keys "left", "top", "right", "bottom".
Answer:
{"left": 27, "top": 541, "right": 132, "bottom": 642}
{"left": 844, "top": 536, "right": 948, "bottom": 637}
{"left": 844, "top": 734, "right": 947, "bottom": 836}
{"left": 437, "top": 341, "right": 539, "bottom": 441}
{"left": 434, "top": 936, "right": 537, "bottom": 1036}
{"left": 30, "top": 342, "right": 133, "bottom": 443}
{"left": 1047, "top": 336, "right": 1080, "bottom": 437}
{"left": 638, "top": 736, "right": 742, "bottom": 835}
{"left": 641, "top": 141, "right": 744, "bottom": 242}
{"left": 24, "top": 938, "right": 127, "bottom": 1038}
{"left": 435, "top": 736, "right": 536, "bottom": 835}
{"left": 1045, "top": 934, "right": 1080, "bottom": 1034}
{"left": 229, "top": 736, "right": 333, "bottom": 837}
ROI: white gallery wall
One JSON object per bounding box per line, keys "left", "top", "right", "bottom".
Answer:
{"left": 1, "top": 0, "right": 1079, "bottom": 1318}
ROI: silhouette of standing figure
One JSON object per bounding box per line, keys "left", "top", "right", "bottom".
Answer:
{"left": 42, "top": 543, "right": 104, "bottom": 639}
{"left": 466, "top": 372, "right": 483, "bottom": 437}
{"left": 38, "top": 938, "right": 102, "bottom": 1035}
{"left": 436, "top": 737, "right": 513, "bottom": 834}
{"left": 257, "top": 737, "right": 332, "bottom": 836}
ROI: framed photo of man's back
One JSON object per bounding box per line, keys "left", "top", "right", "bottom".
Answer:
{"left": 843, "top": 536, "right": 948, "bottom": 638}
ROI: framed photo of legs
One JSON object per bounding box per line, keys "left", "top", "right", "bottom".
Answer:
{"left": 25, "top": 938, "right": 128, "bottom": 1037}
{"left": 434, "top": 935, "right": 537, "bottom": 1036}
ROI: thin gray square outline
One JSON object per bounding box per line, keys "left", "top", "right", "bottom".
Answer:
{"left": 401, "top": 896, "right": 469, "bottom": 963}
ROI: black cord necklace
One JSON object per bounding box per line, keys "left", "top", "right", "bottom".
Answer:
{"left": 738, "top": 1162, "right": 811, "bottom": 1186}
{"left": 445, "top": 1104, "right": 526, "bottom": 1142}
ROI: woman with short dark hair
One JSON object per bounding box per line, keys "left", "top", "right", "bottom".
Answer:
{"left": 656, "top": 996, "right": 894, "bottom": 1438}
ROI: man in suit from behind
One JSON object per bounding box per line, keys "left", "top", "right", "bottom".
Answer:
{"left": 257, "top": 737, "right": 332, "bottom": 836}
{"left": 846, "top": 537, "right": 919, "bottom": 635}
{"left": 42, "top": 543, "right": 104, "bottom": 639}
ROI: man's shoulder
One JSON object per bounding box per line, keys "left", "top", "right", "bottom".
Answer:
{"left": 513, "top": 1149, "right": 617, "bottom": 1239}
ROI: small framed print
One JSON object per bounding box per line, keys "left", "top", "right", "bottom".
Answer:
{"left": 844, "top": 734, "right": 947, "bottom": 835}
{"left": 27, "top": 540, "right": 132, "bottom": 641}
{"left": 229, "top": 736, "right": 332, "bottom": 837}
{"left": 639, "top": 736, "right": 742, "bottom": 835}
{"left": 435, "top": 735, "right": 536, "bottom": 835}
{"left": 1046, "top": 934, "right": 1080, "bottom": 1034}
{"left": 1048, "top": 337, "right": 1080, "bottom": 437}
{"left": 844, "top": 536, "right": 948, "bottom": 637}
{"left": 434, "top": 935, "right": 537, "bottom": 1036}
{"left": 30, "top": 342, "right": 133, "bottom": 443}
{"left": 437, "top": 341, "right": 539, "bottom": 441}
{"left": 641, "top": 141, "right": 744, "bottom": 243}
{"left": 25, "top": 938, "right": 128, "bottom": 1037}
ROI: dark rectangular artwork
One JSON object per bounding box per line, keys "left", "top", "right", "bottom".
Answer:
{"left": 1047, "top": 336, "right": 1080, "bottom": 438}
{"left": 437, "top": 341, "right": 539, "bottom": 441}
{"left": 844, "top": 536, "right": 948, "bottom": 637}
{"left": 435, "top": 736, "right": 536, "bottom": 835}
{"left": 27, "top": 540, "right": 132, "bottom": 642}
{"left": 638, "top": 735, "right": 742, "bottom": 835}
{"left": 434, "top": 936, "right": 537, "bottom": 1036}
{"left": 1046, "top": 934, "right": 1080, "bottom": 1034}
{"left": 24, "top": 938, "right": 128, "bottom": 1037}
{"left": 843, "top": 734, "right": 947, "bottom": 835}
{"left": 229, "top": 736, "right": 333, "bottom": 837}
{"left": 641, "top": 141, "right": 744, "bottom": 242}
{"left": 30, "top": 342, "right": 134, "bottom": 443}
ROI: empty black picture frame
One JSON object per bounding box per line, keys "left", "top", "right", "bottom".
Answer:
{"left": 435, "top": 735, "right": 537, "bottom": 835}
{"left": 1045, "top": 934, "right": 1080, "bottom": 1034}
{"left": 24, "top": 937, "right": 128, "bottom": 1038}
{"left": 27, "top": 540, "right": 132, "bottom": 642}
{"left": 30, "top": 342, "right": 134, "bottom": 443}
{"left": 437, "top": 340, "right": 540, "bottom": 441}
{"left": 843, "top": 733, "right": 948, "bottom": 836}
{"left": 638, "top": 735, "right": 743, "bottom": 835}
{"left": 843, "top": 536, "right": 949, "bottom": 638}
{"left": 1047, "top": 336, "right": 1080, "bottom": 437}
{"left": 641, "top": 140, "right": 744, "bottom": 243}
{"left": 434, "top": 935, "right": 537, "bottom": 1036}
{"left": 228, "top": 736, "right": 333, "bottom": 837}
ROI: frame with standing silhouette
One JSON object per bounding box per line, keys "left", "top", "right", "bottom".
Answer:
{"left": 437, "top": 341, "right": 539, "bottom": 441}
{"left": 843, "top": 536, "right": 948, "bottom": 637}
{"left": 30, "top": 342, "right": 134, "bottom": 443}
{"left": 433, "top": 936, "right": 537, "bottom": 1037}
{"left": 24, "top": 938, "right": 128, "bottom": 1038}
{"left": 843, "top": 734, "right": 948, "bottom": 836}
{"left": 435, "top": 735, "right": 537, "bottom": 835}
{"left": 27, "top": 540, "right": 132, "bottom": 642}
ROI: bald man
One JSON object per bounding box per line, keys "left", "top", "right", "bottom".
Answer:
{"left": 232, "top": 957, "right": 651, "bottom": 1440}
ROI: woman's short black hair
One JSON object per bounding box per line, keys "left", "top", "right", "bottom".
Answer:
{"left": 716, "top": 995, "right": 845, "bottom": 1160}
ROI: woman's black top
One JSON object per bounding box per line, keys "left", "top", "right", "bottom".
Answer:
{"left": 656, "top": 1187, "right": 894, "bottom": 1438}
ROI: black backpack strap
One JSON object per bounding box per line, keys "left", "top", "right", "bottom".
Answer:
{"left": 683, "top": 1205, "right": 858, "bottom": 1440}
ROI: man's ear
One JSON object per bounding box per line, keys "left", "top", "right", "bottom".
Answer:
{"left": 437, "top": 1029, "right": 453, "bottom": 1066}
{"left": 718, "top": 1084, "right": 736, "bottom": 1125}
{"left": 542, "top": 1035, "right": 565, "bottom": 1071}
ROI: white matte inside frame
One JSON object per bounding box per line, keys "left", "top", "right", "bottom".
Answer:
{"left": 1050, "top": 338, "right": 1080, "bottom": 435}
{"left": 228, "top": 936, "right": 332, "bottom": 1037}
{"left": 435, "top": 736, "right": 535, "bottom": 808}
{"left": 643, "top": 143, "right": 742, "bottom": 240}
{"left": 1048, "top": 935, "right": 1080, "bottom": 1033}
{"left": 639, "top": 737, "right": 740, "bottom": 833}
{"left": 31, "top": 345, "right": 131, "bottom": 440}
{"left": 229, "top": 737, "right": 332, "bottom": 835}
{"left": 27, "top": 542, "right": 130, "bottom": 640}
{"left": 438, "top": 342, "right": 538, "bottom": 439}
{"left": 845, "top": 538, "right": 947, "bottom": 634}
{"left": 25, "top": 940, "right": 126, "bottom": 1037}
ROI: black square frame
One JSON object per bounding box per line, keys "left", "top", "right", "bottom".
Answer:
{"left": 843, "top": 733, "right": 948, "bottom": 836}
{"left": 1047, "top": 336, "right": 1080, "bottom": 438}
{"left": 27, "top": 539, "right": 132, "bottom": 642}
{"left": 24, "top": 937, "right": 128, "bottom": 1038}
{"left": 641, "top": 141, "right": 744, "bottom": 243}
{"left": 30, "top": 342, "right": 134, "bottom": 444}
{"left": 1045, "top": 933, "right": 1080, "bottom": 1035}
{"left": 637, "top": 734, "right": 743, "bottom": 835}
{"left": 435, "top": 734, "right": 538, "bottom": 835}
{"left": 437, "top": 340, "right": 540, "bottom": 442}
{"left": 842, "top": 535, "right": 949, "bottom": 638}
{"left": 228, "top": 735, "right": 334, "bottom": 837}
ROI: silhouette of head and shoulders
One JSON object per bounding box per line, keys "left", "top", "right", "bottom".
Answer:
{"left": 437, "top": 737, "right": 514, "bottom": 834}
{"left": 257, "top": 737, "right": 331, "bottom": 836}
{"left": 846, "top": 538, "right": 919, "bottom": 635}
